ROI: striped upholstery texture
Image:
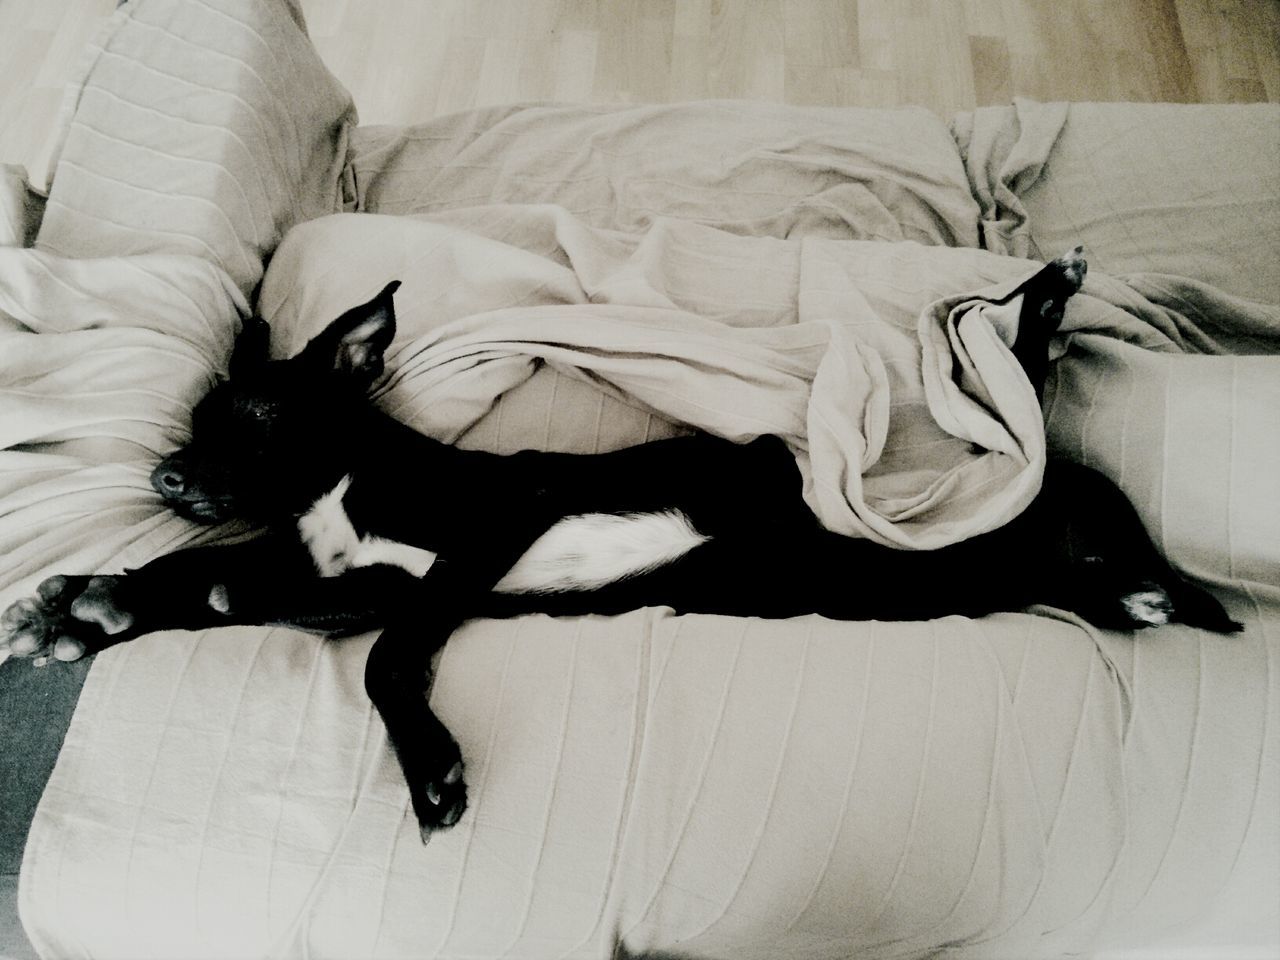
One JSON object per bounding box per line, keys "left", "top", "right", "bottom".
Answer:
{"left": 3, "top": 1, "right": 1278, "bottom": 958}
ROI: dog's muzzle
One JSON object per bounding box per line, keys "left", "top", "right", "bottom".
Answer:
{"left": 151, "top": 457, "right": 188, "bottom": 498}
{"left": 150, "top": 455, "right": 232, "bottom": 523}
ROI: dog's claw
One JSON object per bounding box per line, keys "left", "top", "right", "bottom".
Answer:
{"left": 426, "top": 783, "right": 441, "bottom": 806}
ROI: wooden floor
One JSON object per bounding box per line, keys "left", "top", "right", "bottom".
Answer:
{"left": 1, "top": 0, "right": 1278, "bottom": 186}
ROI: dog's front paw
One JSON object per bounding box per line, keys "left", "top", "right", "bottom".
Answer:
{"left": 411, "top": 751, "right": 468, "bottom": 843}
{"left": 0, "top": 574, "right": 122, "bottom": 664}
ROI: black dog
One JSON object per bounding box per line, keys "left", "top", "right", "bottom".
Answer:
{"left": 0, "top": 250, "right": 1239, "bottom": 839}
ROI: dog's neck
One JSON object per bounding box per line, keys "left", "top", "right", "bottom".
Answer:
{"left": 288, "top": 404, "right": 462, "bottom": 522}
{"left": 348, "top": 405, "right": 456, "bottom": 470}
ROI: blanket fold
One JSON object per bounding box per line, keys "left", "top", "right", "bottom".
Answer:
{"left": 953, "top": 99, "right": 1280, "bottom": 304}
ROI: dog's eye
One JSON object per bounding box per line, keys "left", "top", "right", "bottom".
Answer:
{"left": 233, "top": 397, "right": 278, "bottom": 424}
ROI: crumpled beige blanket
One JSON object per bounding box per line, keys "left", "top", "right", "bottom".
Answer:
{"left": 262, "top": 210, "right": 1056, "bottom": 549}
{"left": 260, "top": 207, "right": 1279, "bottom": 552}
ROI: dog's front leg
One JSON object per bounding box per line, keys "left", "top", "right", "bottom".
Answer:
{"left": 1, "top": 535, "right": 405, "bottom": 663}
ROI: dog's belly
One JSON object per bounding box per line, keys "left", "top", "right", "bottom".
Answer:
{"left": 297, "top": 477, "right": 709, "bottom": 593}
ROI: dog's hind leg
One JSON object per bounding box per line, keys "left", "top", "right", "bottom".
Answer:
{"left": 1033, "top": 461, "right": 1242, "bottom": 633}
{"left": 363, "top": 508, "right": 563, "bottom": 841}
{"left": 363, "top": 558, "right": 506, "bottom": 842}
{"left": 1009, "top": 247, "right": 1087, "bottom": 399}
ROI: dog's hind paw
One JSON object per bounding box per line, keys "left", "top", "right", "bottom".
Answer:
{"left": 1051, "top": 245, "right": 1087, "bottom": 292}
{"left": 1114, "top": 578, "right": 1243, "bottom": 634}
{"left": 1119, "top": 584, "right": 1174, "bottom": 627}
{"left": 1030, "top": 246, "right": 1087, "bottom": 323}
{"left": 414, "top": 757, "right": 468, "bottom": 843}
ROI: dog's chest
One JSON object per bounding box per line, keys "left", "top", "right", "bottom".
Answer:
{"left": 297, "top": 476, "right": 439, "bottom": 577}
{"left": 296, "top": 477, "right": 709, "bottom": 593}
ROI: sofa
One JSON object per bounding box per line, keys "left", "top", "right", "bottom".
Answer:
{"left": 1, "top": 1, "right": 1277, "bottom": 957}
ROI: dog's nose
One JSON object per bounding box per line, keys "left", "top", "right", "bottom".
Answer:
{"left": 151, "top": 460, "right": 187, "bottom": 497}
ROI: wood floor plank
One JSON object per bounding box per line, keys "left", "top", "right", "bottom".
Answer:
{"left": 1, "top": 0, "right": 1277, "bottom": 187}
{"left": 970, "top": 34, "right": 1013, "bottom": 108}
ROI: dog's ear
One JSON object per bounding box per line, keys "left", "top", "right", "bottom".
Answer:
{"left": 228, "top": 316, "right": 270, "bottom": 379}
{"left": 298, "top": 280, "right": 400, "bottom": 388}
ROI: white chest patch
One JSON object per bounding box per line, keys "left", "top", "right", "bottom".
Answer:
{"left": 298, "top": 476, "right": 438, "bottom": 578}
{"left": 297, "top": 479, "right": 709, "bottom": 593}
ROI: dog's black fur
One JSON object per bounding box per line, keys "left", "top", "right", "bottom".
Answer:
{"left": 0, "top": 250, "right": 1240, "bottom": 839}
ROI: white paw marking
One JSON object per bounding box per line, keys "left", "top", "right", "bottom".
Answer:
{"left": 1121, "top": 587, "right": 1173, "bottom": 626}
{"left": 1054, "top": 245, "right": 1087, "bottom": 288}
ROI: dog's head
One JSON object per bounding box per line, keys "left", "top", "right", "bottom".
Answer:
{"left": 150, "top": 281, "right": 400, "bottom": 524}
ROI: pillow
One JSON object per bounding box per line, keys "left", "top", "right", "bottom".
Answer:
{"left": 34, "top": 0, "right": 356, "bottom": 298}
{"left": 349, "top": 100, "right": 982, "bottom": 246}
